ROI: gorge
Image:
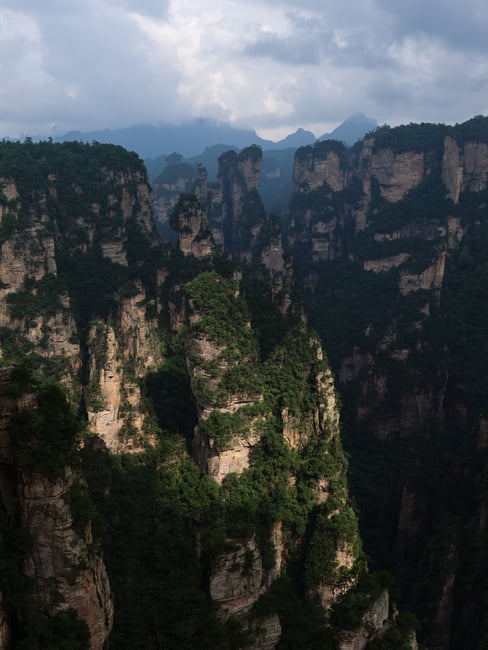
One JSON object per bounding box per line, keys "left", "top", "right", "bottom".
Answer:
{"left": 2, "top": 116, "right": 488, "bottom": 649}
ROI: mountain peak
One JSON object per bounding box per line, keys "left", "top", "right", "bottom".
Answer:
{"left": 273, "top": 128, "right": 316, "bottom": 149}
{"left": 319, "top": 113, "right": 377, "bottom": 146}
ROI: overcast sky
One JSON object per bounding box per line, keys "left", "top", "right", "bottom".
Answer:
{"left": 1, "top": 0, "right": 487, "bottom": 140}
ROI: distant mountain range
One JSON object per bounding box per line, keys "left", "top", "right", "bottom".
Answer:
{"left": 55, "top": 114, "right": 377, "bottom": 160}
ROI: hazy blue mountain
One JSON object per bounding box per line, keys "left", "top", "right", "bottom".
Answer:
{"left": 57, "top": 119, "right": 273, "bottom": 158}
{"left": 55, "top": 121, "right": 314, "bottom": 159}
{"left": 319, "top": 113, "right": 377, "bottom": 145}
{"left": 144, "top": 153, "right": 168, "bottom": 180}
{"left": 273, "top": 128, "right": 316, "bottom": 149}
{"left": 55, "top": 115, "right": 377, "bottom": 159}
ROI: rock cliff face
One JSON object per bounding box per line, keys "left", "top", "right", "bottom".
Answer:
{"left": 170, "top": 194, "right": 214, "bottom": 259}
{"left": 442, "top": 135, "right": 488, "bottom": 201}
{"left": 0, "top": 141, "right": 163, "bottom": 452}
{"left": 181, "top": 271, "right": 382, "bottom": 646}
{"left": 287, "top": 116, "right": 488, "bottom": 649}
{"left": 184, "top": 272, "right": 265, "bottom": 484}
{"left": 86, "top": 285, "right": 162, "bottom": 453}
{"left": 294, "top": 144, "right": 348, "bottom": 193}
{"left": 147, "top": 156, "right": 197, "bottom": 239}
{"left": 19, "top": 469, "right": 113, "bottom": 649}
{"left": 337, "top": 589, "right": 389, "bottom": 650}
{"left": 208, "top": 145, "right": 265, "bottom": 261}
{"left": 0, "top": 367, "right": 112, "bottom": 649}
{"left": 209, "top": 536, "right": 281, "bottom": 650}
{"left": 368, "top": 148, "right": 426, "bottom": 203}
{"left": 0, "top": 141, "right": 165, "bottom": 648}
{"left": 153, "top": 146, "right": 298, "bottom": 319}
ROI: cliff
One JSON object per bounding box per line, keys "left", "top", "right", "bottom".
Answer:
{"left": 0, "top": 367, "right": 112, "bottom": 649}
{"left": 287, "top": 116, "right": 488, "bottom": 648}
{"left": 0, "top": 137, "right": 419, "bottom": 649}
{"left": 170, "top": 193, "right": 214, "bottom": 259}
{"left": 150, "top": 156, "right": 197, "bottom": 240}
{"left": 0, "top": 141, "right": 163, "bottom": 648}
{"left": 207, "top": 145, "right": 265, "bottom": 261}
{"left": 180, "top": 270, "right": 410, "bottom": 646}
{"left": 0, "top": 141, "right": 163, "bottom": 453}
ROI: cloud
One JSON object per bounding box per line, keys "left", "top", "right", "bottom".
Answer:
{"left": 0, "top": 0, "right": 487, "bottom": 140}
{"left": 0, "top": 1, "right": 180, "bottom": 136}
{"left": 374, "top": 0, "right": 488, "bottom": 53}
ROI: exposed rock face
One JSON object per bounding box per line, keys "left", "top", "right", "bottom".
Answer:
{"left": 184, "top": 276, "right": 285, "bottom": 644}
{"left": 215, "top": 146, "right": 266, "bottom": 260}
{"left": 86, "top": 286, "right": 163, "bottom": 452}
{"left": 398, "top": 253, "right": 446, "bottom": 300}
{"left": 462, "top": 141, "right": 488, "bottom": 192}
{"left": 287, "top": 119, "right": 488, "bottom": 649}
{"left": 363, "top": 253, "right": 410, "bottom": 273}
{"left": 209, "top": 537, "right": 265, "bottom": 618}
{"left": 337, "top": 590, "right": 390, "bottom": 650}
{"left": 0, "top": 225, "right": 56, "bottom": 292}
{"left": 0, "top": 143, "right": 185, "bottom": 647}
{"left": 287, "top": 129, "right": 455, "bottom": 447}
{"left": 313, "top": 341, "right": 341, "bottom": 437}
{"left": 258, "top": 219, "right": 298, "bottom": 316}
{"left": 201, "top": 429, "right": 260, "bottom": 484}
{"left": 181, "top": 152, "right": 298, "bottom": 319}
{"left": 0, "top": 367, "right": 113, "bottom": 649}
{"left": 0, "top": 201, "right": 82, "bottom": 386}
{"left": 171, "top": 194, "right": 214, "bottom": 258}
{"left": 20, "top": 470, "right": 113, "bottom": 650}
{"left": 185, "top": 274, "right": 263, "bottom": 483}
{"left": 294, "top": 146, "right": 347, "bottom": 192}
{"left": 230, "top": 147, "right": 262, "bottom": 193}
{"left": 194, "top": 164, "right": 208, "bottom": 204}
{"left": 0, "top": 143, "right": 163, "bottom": 452}
{"left": 314, "top": 542, "right": 357, "bottom": 610}
{"left": 442, "top": 136, "right": 464, "bottom": 202}
{"left": 150, "top": 159, "right": 198, "bottom": 237}
{"left": 369, "top": 150, "right": 425, "bottom": 203}
{"left": 441, "top": 135, "right": 488, "bottom": 202}
{"left": 183, "top": 271, "right": 372, "bottom": 647}
{"left": 0, "top": 137, "right": 424, "bottom": 649}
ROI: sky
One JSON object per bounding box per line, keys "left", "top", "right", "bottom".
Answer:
{"left": 1, "top": 0, "right": 487, "bottom": 141}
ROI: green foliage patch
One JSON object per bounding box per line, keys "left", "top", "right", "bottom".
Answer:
{"left": 184, "top": 271, "right": 257, "bottom": 355}
{"left": 6, "top": 274, "right": 66, "bottom": 324}
{"left": 12, "top": 381, "right": 83, "bottom": 476}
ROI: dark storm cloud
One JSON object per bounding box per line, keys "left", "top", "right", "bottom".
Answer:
{"left": 244, "top": 0, "right": 488, "bottom": 67}
{"left": 244, "top": 14, "right": 394, "bottom": 71}
{"left": 374, "top": 0, "right": 488, "bottom": 52}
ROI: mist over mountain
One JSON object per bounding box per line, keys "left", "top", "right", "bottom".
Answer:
{"left": 56, "top": 119, "right": 272, "bottom": 158}
{"left": 54, "top": 115, "right": 376, "bottom": 160}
